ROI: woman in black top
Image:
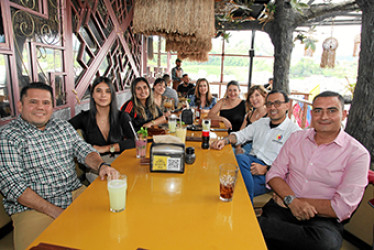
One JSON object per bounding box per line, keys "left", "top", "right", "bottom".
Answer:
{"left": 121, "top": 77, "right": 167, "bottom": 131}
{"left": 69, "top": 76, "right": 135, "bottom": 156}
{"left": 208, "top": 80, "right": 246, "bottom": 132}
{"left": 69, "top": 77, "right": 135, "bottom": 182}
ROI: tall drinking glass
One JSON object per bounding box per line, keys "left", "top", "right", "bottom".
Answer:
{"left": 164, "top": 98, "right": 174, "bottom": 111}
{"left": 175, "top": 125, "right": 187, "bottom": 143}
{"left": 219, "top": 163, "right": 238, "bottom": 202}
{"left": 136, "top": 138, "right": 147, "bottom": 158}
{"left": 168, "top": 117, "right": 177, "bottom": 133}
{"left": 107, "top": 174, "right": 127, "bottom": 212}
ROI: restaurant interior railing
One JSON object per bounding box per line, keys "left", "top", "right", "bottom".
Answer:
{"left": 146, "top": 66, "right": 313, "bottom": 129}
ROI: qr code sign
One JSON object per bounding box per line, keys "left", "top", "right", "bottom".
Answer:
{"left": 167, "top": 158, "right": 181, "bottom": 170}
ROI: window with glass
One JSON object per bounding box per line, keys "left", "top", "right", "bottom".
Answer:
{"left": 0, "top": 54, "right": 11, "bottom": 118}
{"left": 147, "top": 31, "right": 274, "bottom": 97}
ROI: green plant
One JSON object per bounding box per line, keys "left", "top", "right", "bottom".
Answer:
{"left": 344, "top": 77, "right": 356, "bottom": 96}
{"left": 290, "top": 0, "right": 309, "bottom": 13}
{"left": 137, "top": 127, "right": 148, "bottom": 139}
{"left": 294, "top": 26, "right": 317, "bottom": 55}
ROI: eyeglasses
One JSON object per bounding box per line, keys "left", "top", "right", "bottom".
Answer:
{"left": 265, "top": 101, "right": 286, "bottom": 108}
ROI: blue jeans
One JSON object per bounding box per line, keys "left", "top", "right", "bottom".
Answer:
{"left": 236, "top": 154, "right": 268, "bottom": 203}
{"left": 242, "top": 142, "right": 252, "bottom": 154}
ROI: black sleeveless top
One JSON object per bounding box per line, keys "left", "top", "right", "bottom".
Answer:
{"left": 220, "top": 100, "right": 246, "bottom": 132}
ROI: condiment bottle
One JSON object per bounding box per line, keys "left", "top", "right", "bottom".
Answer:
{"left": 201, "top": 131, "right": 210, "bottom": 149}
{"left": 201, "top": 119, "right": 210, "bottom": 149}
{"left": 185, "top": 147, "right": 196, "bottom": 164}
{"left": 195, "top": 106, "right": 200, "bottom": 120}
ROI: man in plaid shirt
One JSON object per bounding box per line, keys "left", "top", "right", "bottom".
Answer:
{"left": 0, "top": 82, "right": 119, "bottom": 250}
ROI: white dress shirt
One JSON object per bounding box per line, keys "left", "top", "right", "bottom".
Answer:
{"left": 233, "top": 117, "right": 300, "bottom": 165}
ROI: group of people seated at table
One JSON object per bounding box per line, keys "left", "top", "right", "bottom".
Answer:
{"left": 0, "top": 75, "right": 370, "bottom": 250}
{"left": 211, "top": 90, "right": 370, "bottom": 250}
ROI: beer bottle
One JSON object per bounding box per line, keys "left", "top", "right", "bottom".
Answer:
{"left": 196, "top": 106, "right": 200, "bottom": 120}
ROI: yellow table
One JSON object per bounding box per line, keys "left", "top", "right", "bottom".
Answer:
{"left": 28, "top": 139, "right": 266, "bottom": 250}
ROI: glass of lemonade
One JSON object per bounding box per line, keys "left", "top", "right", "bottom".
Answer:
{"left": 107, "top": 174, "right": 127, "bottom": 212}
{"left": 175, "top": 125, "right": 187, "bottom": 144}
{"left": 168, "top": 117, "right": 177, "bottom": 133}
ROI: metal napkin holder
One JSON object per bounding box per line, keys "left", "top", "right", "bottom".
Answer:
{"left": 150, "top": 143, "right": 185, "bottom": 173}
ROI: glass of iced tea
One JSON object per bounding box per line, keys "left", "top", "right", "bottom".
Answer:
{"left": 163, "top": 98, "right": 174, "bottom": 111}
{"left": 219, "top": 163, "right": 239, "bottom": 202}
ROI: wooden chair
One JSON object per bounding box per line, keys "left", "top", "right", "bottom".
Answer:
{"left": 343, "top": 170, "right": 374, "bottom": 247}
{"left": 253, "top": 192, "right": 273, "bottom": 208}
{"left": 0, "top": 192, "right": 12, "bottom": 239}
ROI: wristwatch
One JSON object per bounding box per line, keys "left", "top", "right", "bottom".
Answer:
{"left": 109, "top": 145, "right": 115, "bottom": 157}
{"left": 283, "top": 195, "right": 296, "bottom": 207}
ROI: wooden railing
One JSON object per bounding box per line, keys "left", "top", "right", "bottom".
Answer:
{"left": 144, "top": 72, "right": 313, "bottom": 129}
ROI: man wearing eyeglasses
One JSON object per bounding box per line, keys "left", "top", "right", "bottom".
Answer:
{"left": 258, "top": 91, "right": 370, "bottom": 250}
{"left": 211, "top": 89, "right": 300, "bottom": 202}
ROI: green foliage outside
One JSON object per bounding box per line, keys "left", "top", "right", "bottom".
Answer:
{"left": 290, "top": 58, "right": 358, "bottom": 79}
{"left": 148, "top": 54, "right": 357, "bottom": 85}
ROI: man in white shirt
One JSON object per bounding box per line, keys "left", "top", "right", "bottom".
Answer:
{"left": 211, "top": 90, "right": 300, "bottom": 202}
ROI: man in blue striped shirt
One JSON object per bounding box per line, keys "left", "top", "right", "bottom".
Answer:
{"left": 0, "top": 82, "right": 119, "bottom": 250}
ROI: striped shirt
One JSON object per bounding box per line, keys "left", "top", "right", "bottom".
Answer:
{"left": 0, "top": 116, "right": 95, "bottom": 215}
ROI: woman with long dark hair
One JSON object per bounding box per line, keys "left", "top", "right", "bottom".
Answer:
{"left": 153, "top": 78, "right": 167, "bottom": 110}
{"left": 121, "top": 77, "right": 167, "bottom": 131}
{"left": 69, "top": 76, "right": 135, "bottom": 181}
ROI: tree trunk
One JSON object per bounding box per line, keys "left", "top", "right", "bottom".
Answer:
{"left": 268, "top": 0, "right": 297, "bottom": 94}
{"left": 345, "top": 0, "right": 374, "bottom": 162}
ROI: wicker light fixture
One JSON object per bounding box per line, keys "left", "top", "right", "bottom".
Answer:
{"left": 133, "top": 0, "right": 215, "bottom": 62}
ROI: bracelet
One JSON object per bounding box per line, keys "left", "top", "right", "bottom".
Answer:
{"left": 98, "top": 162, "right": 111, "bottom": 174}
{"left": 151, "top": 120, "right": 155, "bottom": 126}
{"left": 224, "top": 137, "right": 230, "bottom": 145}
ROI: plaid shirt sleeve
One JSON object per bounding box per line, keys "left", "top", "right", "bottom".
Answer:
{"left": 0, "top": 127, "right": 29, "bottom": 204}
